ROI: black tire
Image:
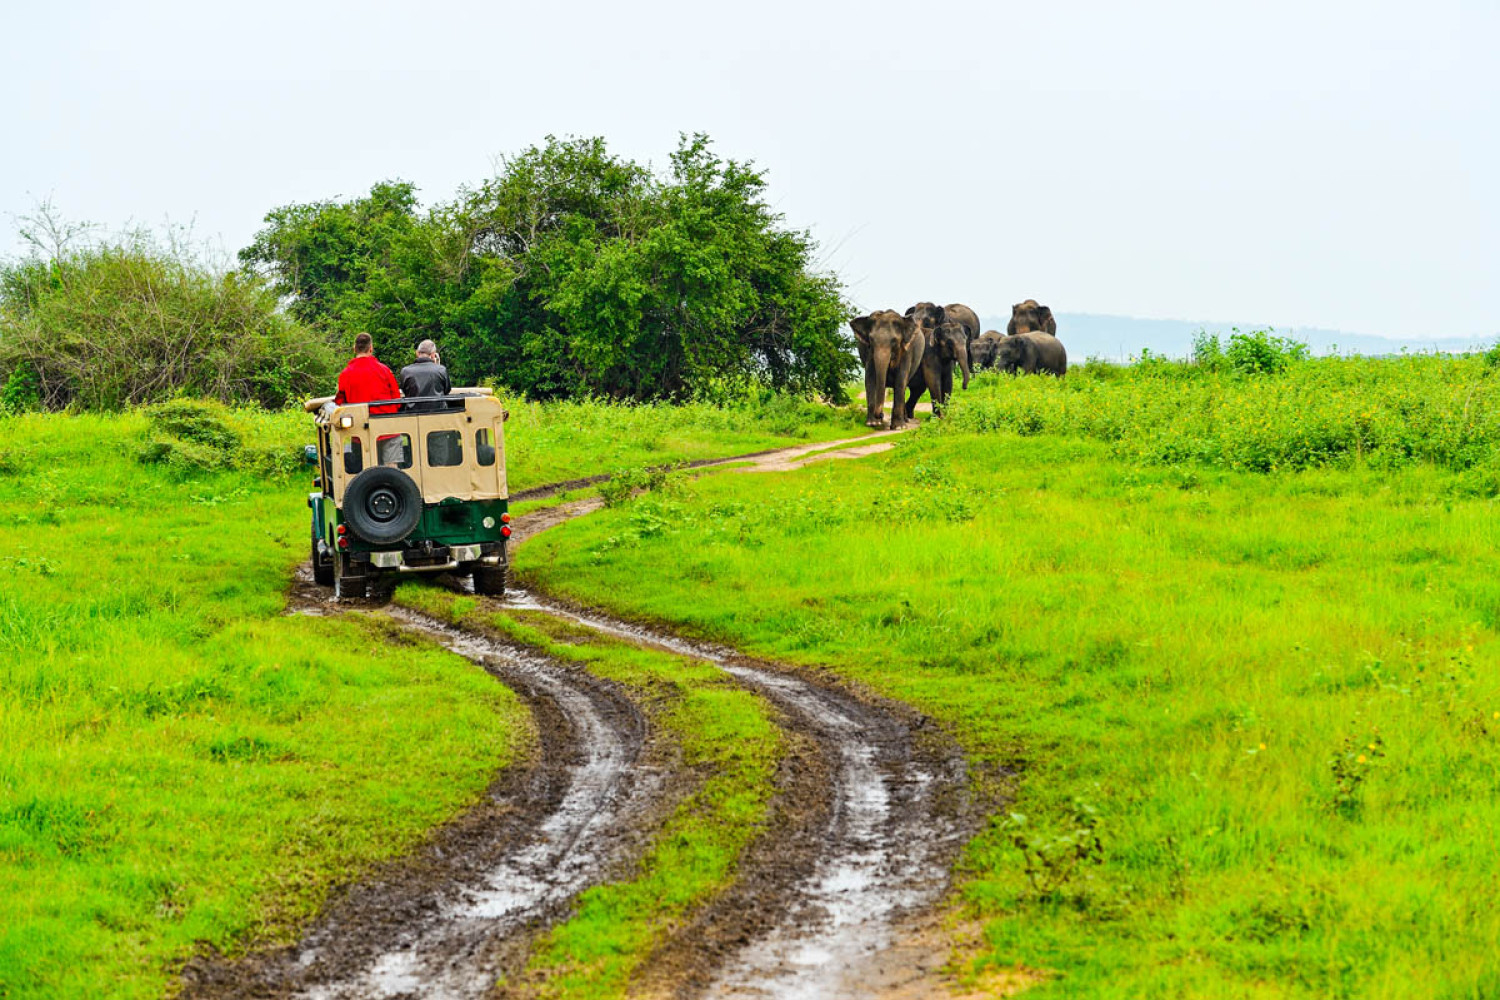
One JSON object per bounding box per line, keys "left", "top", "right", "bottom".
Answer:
{"left": 474, "top": 563, "right": 507, "bottom": 596}
{"left": 343, "top": 467, "right": 422, "bottom": 545}
{"left": 334, "top": 555, "right": 367, "bottom": 600}
{"left": 312, "top": 536, "right": 334, "bottom": 586}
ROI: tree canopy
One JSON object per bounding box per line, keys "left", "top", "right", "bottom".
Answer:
{"left": 240, "top": 135, "right": 856, "bottom": 401}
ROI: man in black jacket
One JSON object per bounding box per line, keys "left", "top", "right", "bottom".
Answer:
{"left": 399, "top": 340, "right": 451, "bottom": 400}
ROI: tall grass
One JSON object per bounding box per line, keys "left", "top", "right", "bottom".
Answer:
{"left": 950, "top": 351, "right": 1500, "bottom": 478}
{"left": 0, "top": 393, "right": 869, "bottom": 998}
{"left": 516, "top": 358, "right": 1500, "bottom": 998}
{"left": 0, "top": 411, "right": 526, "bottom": 999}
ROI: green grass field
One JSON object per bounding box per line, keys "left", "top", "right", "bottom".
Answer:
{"left": 517, "top": 355, "right": 1500, "bottom": 998}
{"left": 0, "top": 396, "right": 856, "bottom": 999}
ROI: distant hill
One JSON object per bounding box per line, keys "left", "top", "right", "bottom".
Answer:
{"left": 975, "top": 312, "right": 1496, "bottom": 362}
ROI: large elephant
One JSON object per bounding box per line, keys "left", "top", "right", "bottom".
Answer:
{"left": 851, "top": 310, "right": 930, "bottom": 429}
{"left": 1007, "top": 299, "right": 1058, "bottom": 337}
{"left": 969, "top": 330, "right": 1005, "bottom": 369}
{"left": 905, "top": 319, "right": 969, "bottom": 417}
{"left": 994, "top": 332, "right": 1067, "bottom": 375}
{"left": 905, "top": 302, "right": 972, "bottom": 391}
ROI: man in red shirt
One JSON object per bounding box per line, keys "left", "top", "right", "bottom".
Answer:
{"left": 335, "top": 333, "right": 403, "bottom": 464}
{"left": 336, "top": 332, "right": 401, "bottom": 411}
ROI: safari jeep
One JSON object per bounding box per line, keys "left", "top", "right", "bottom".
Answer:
{"left": 302, "top": 389, "right": 512, "bottom": 598}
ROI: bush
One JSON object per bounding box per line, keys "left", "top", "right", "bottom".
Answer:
{"left": 0, "top": 225, "right": 339, "bottom": 411}
{"left": 136, "top": 399, "right": 305, "bottom": 481}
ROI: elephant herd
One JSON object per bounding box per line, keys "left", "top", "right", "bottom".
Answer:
{"left": 850, "top": 299, "right": 1068, "bottom": 430}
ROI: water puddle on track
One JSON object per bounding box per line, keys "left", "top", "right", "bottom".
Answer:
{"left": 501, "top": 589, "right": 966, "bottom": 1000}
{"left": 295, "top": 609, "right": 654, "bottom": 1000}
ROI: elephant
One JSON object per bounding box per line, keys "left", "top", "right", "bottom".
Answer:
{"left": 969, "top": 330, "right": 1005, "bottom": 370}
{"left": 905, "top": 318, "right": 970, "bottom": 417}
{"left": 851, "top": 310, "right": 930, "bottom": 429}
{"left": 943, "top": 302, "right": 983, "bottom": 353}
{"left": 1007, "top": 299, "right": 1057, "bottom": 337}
{"left": 994, "top": 331, "right": 1067, "bottom": 375}
{"left": 904, "top": 302, "right": 972, "bottom": 391}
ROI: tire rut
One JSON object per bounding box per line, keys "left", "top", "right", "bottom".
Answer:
{"left": 181, "top": 611, "right": 663, "bottom": 1000}
{"left": 188, "top": 425, "right": 960, "bottom": 999}
{"left": 500, "top": 588, "right": 971, "bottom": 999}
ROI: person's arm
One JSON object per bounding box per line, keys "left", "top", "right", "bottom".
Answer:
{"left": 334, "top": 370, "right": 349, "bottom": 405}
{"left": 441, "top": 367, "right": 451, "bottom": 394}
{"left": 386, "top": 366, "right": 402, "bottom": 399}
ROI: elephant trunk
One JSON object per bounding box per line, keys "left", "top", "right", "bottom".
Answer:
{"left": 866, "top": 347, "right": 892, "bottom": 427}
{"left": 959, "top": 342, "right": 971, "bottom": 390}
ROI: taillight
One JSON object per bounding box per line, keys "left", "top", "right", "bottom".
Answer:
{"left": 337, "top": 524, "right": 347, "bottom": 535}
{"left": 501, "top": 526, "right": 512, "bottom": 538}
{"left": 500, "top": 512, "right": 512, "bottom": 524}
{"left": 337, "top": 536, "right": 349, "bottom": 549}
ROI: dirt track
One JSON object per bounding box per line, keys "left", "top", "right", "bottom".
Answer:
{"left": 186, "top": 429, "right": 977, "bottom": 999}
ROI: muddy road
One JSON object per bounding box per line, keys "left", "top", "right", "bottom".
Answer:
{"left": 188, "top": 430, "right": 976, "bottom": 999}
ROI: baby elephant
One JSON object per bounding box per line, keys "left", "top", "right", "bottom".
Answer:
{"left": 969, "top": 330, "right": 1005, "bottom": 369}
{"left": 995, "top": 332, "right": 1067, "bottom": 375}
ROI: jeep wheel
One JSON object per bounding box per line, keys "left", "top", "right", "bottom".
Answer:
{"left": 343, "top": 467, "right": 423, "bottom": 545}
{"left": 333, "top": 555, "right": 367, "bottom": 600}
{"left": 474, "top": 563, "right": 507, "bottom": 596}
{"left": 311, "top": 537, "right": 334, "bottom": 586}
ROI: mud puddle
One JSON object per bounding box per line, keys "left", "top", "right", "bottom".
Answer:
{"left": 500, "top": 589, "right": 970, "bottom": 999}
{"left": 182, "top": 611, "right": 661, "bottom": 1000}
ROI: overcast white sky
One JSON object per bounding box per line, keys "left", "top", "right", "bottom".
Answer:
{"left": 4, "top": 0, "right": 1495, "bottom": 338}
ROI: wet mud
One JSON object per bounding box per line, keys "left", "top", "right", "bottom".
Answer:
{"left": 501, "top": 590, "right": 972, "bottom": 1000}
{"left": 181, "top": 614, "right": 663, "bottom": 1000}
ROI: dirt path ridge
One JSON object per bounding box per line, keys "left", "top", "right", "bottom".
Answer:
{"left": 503, "top": 590, "right": 970, "bottom": 999}
{"left": 182, "top": 611, "right": 662, "bottom": 1000}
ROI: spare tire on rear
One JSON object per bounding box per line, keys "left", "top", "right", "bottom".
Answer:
{"left": 343, "top": 466, "right": 422, "bottom": 545}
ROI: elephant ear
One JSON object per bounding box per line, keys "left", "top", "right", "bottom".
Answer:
{"left": 898, "top": 315, "right": 923, "bottom": 355}
{"left": 850, "top": 315, "right": 875, "bottom": 345}
{"left": 931, "top": 305, "right": 946, "bottom": 325}
{"left": 903, "top": 305, "right": 916, "bottom": 317}
{"left": 1039, "top": 306, "right": 1056, "bottom": 334}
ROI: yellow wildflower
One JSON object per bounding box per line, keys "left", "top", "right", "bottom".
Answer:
{"left": 1357, "top": 754, "right": 1367, "bottom": 763}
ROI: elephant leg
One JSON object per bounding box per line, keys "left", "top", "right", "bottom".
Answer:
{"left": 905, "top": 375, "right": 925, "bottom": 420}
{"left": 927, "top": 364, "right": 946, "bottom": 417}
{"left": 942, "top": 364, "right": 954, "bottom": 403}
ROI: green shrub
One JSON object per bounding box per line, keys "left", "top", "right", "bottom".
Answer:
{"left": 0, "top": 231, "right": 338, "bottom": 411}
{"left": 1, "top": 363, "right": 40, "bottom": 412}
{"left": 145, "top": 399, "right": 241, "bottom": 452}
{"left": 1223, "top": 329, "right": 1309, "bottom": 376}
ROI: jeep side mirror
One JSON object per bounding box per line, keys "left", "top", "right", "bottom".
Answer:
{"left": 303, "top": 444, "right": 318, "bottom": 466}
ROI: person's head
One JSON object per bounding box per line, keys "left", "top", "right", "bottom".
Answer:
{"left": 416, "top": 339, "right": 438, "bottom": 361}
{"left": 354, "top": 332, "right": 374, "bottom": 356}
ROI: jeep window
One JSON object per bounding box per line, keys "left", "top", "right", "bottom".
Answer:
{"left": 475, "top": 428, "right": 496, "bottom": 467}
{"left": 427, "top": 430, "right": 463, "bottom": 467}
{"left": 343, "top": 437, "right": 364, "bottom": 475}
{"left": 319, "top": 428, "right": 333, "bottom": 486}
{"left": 377, "top": 433, "right": 413, "bottom": 469}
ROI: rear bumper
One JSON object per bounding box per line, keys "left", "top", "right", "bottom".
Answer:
{"left": 355, "top": 540, "right": 504, "bottom": 573}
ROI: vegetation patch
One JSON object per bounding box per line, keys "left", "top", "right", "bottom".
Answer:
{"left": 0, "top": 413, "right": 526, "bottom": 1000}
{"left": 517, "top": 377, "right": 1500, "bottom": 998}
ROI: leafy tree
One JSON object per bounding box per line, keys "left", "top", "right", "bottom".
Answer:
{"left": 240, "top": 135, "right": 855, "bottom": 401}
